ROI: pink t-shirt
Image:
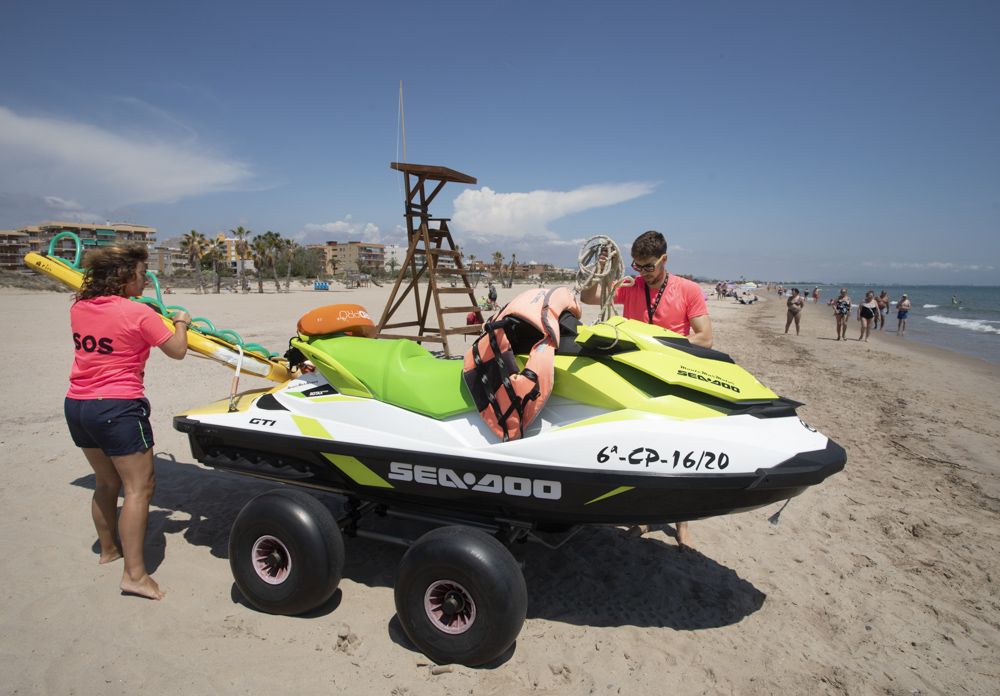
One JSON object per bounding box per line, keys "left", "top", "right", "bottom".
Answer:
{"left": 67, "top": 296, "right": 173, "bottom": 399}
{"left": 614, "top": 274, "right": 708, "bottom": 336}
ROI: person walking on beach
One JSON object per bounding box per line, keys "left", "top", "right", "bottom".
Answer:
{"left": 487, "top": 281, "right": 498, "bottom": 310}
{"left": 581, "top": 230, "right": 712, "bottom": 548}
{"left": 785, "top": 287, "right": 805, "bottom": 335}
{"left": 874, "top": 290, "right": 887, "bottom": 330}
{"left": 896, "top": 293, "right": 912, "bottom": 335}
{"left": 812, "top": 287, "right": 820, "bottom": 304}
{"left": 858, "top": 290, "right": 878, "bottom": 342}
{"left": 833, "top": 288, "right": 852, "bottom": 340}
{"left": 64, "top": 244, "right": 190, "bottom": 600}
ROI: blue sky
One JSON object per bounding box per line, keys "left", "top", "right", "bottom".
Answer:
{"left": 2, "top": 1, "right": 998, "bottom": 284}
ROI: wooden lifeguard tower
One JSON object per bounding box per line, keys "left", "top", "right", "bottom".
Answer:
{"left": 377, "top": 163, "right": 482, "bottom": 356}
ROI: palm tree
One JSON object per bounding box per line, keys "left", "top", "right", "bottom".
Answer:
{"left": 282, "top": 239, "right": 298, "bottom": 291}
{"left": 327, "top": 256, "right": 338, "bottom": 279}
{"left": 260, "top": 231, "right": 283, "bottom": 292}
{"left": 249, "top": 235, "right": 271, "bottom": 293}
{"left": 492, "top": 251, "right": 503, "bottom": 274}
{"left": 209, "top": 233, "right": 227, "bottom": 293}
{"left": 230, "top": 225, "right": 251, "bottom": 293}
{"left": 468, "top": 253, "right": 477, "bottom": 270}
{"left": 180, "top": 230, "right": 207, "bottom": 293}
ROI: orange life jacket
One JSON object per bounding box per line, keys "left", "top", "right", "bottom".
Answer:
{"left": 463, "top": 286, "right": 581, "bottom": 441}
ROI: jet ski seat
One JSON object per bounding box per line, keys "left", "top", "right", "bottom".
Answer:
{"left": 290, "top": 303, "right": 476, "bottom": 419}
{"left": 298, "top": 334, "right": 477, "bottom": 419}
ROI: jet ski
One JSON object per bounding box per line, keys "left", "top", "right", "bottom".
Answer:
{"left": 173, "top": 293, "right": 845, "bottom": 666}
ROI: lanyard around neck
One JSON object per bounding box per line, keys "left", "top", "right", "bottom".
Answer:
{"left": 643, "top": 274, "right": 668, "bottom": 323}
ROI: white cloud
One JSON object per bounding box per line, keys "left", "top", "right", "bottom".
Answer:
{"left": 0, "top": 105, "right": 253, "bottom": 209}
{"left": 42, "top": 195, "right": 83, "bottom": 211}
{"left": 301, "top": 216, "right": 402, "bottom": 245}
{"left": 451, "top": 182, "right": 656, "bottom": 241}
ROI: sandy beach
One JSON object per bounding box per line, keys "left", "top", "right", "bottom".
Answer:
{"left": 1, "top": 283, "right": 997, "bottom": 695}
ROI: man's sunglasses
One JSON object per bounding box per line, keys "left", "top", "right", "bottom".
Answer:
{"left": 631, "top": 258, "right": 661, "bottom": 273}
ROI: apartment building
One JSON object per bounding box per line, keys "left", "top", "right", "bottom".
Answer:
{"left": 307, "top": 241, "right": 385, "bottom": 276}
{"left": 0, "top": 221, "right": 157, "bottom": 270}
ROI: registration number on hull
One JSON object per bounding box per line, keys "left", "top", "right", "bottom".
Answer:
{"left": 597, "top": 446, "right": 730, "bottom": 470}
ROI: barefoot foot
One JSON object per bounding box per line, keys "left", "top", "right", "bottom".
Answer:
{"left": 99, "top": 549, "right": 123, "bottom": 564}
{"left": 120, "top": 573, "right": 165, "bottom": 600}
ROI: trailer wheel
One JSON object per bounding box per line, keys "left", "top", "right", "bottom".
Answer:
{"left": 229, "top": 488, "right": 344, "bottom": 615}
{"left": 394, "top": 526, "right": 526, "bottom": 666}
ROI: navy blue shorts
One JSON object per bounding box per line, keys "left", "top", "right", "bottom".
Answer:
{"left": 64, "top": 397, "right": 154, "bottom": 456}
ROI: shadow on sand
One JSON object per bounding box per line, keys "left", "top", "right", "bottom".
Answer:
{"left": 73, "top": 454, "right": 766, "bottom": 634}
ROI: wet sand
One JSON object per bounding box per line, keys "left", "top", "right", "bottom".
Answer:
{"left": 1, "top": 284, "right": 997, "bottom": 695}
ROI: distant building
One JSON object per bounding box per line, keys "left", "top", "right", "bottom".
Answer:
{"left": 148, "top": 245, "right": 188, "bottom": 277}
{"left": 383, "top": 244, "right": 405, "bottom": 272}
{"left": 214, "top": 235, "right": 255, "bottom": 273}
{"left": 0, "top": 230, "right": 30, "bottom": 270}
{"left": 520, "top": 262, "right": 554, "bottom": 277}
{"left": 307, "top": 241, "right": 385, "bottom": 276}
{"left": 0, "top": 221, "right": 157, "bottom": 270}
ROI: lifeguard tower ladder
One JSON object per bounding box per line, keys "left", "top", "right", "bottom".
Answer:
{"left": 377, "top": 163, "right": 481, "bottom": 357}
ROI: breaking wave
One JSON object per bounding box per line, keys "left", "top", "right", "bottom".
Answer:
{"left": 923, "top": 304, "right": 939, "bottom": 308}
{"left": 926, "top": 315, "right": 1000, "bottom": 335}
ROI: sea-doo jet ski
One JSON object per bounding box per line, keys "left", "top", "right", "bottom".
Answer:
{"left": 174, "top": 292, "right": 845, "bottom": 666}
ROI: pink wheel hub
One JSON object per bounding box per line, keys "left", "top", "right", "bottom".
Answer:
{"left": 424, "top": 579, "right": 476, "bottom": 634}
{"left": 251, "top": 535, "right": 291, "bottom": 585}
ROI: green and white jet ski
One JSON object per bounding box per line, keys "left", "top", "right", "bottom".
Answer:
{"left": 175, "top": 312, "right": 843, "bottom": 526}
{"left": 173, "top": 304, "right": 845, "bottom": 666}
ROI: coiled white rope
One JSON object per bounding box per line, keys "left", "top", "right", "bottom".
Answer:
{"left": 574, "top": 235, "right": 631, "bottom": 323}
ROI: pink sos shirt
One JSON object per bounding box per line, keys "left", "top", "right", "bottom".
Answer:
{"left": 614, "top": 274, "right": 708, "bottom": 336}
{"left": 67, "top": 296, "right": 173, "bottom": 399}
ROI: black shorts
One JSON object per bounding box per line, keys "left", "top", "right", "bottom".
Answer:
{"left": 64, "top": 397, "right": 154, "bottom": 456}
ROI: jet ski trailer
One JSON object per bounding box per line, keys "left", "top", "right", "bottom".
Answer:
{"left": 174, "top": 310, "right": 845, "bottom": 666}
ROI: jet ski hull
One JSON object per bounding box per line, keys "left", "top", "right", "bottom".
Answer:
{"left": 174, "top": 411, "right": 845, "bottom": 527}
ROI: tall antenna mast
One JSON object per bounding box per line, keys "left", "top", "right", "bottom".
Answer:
{"left": 399, "top": 80, "right": 407, "bottom": 162}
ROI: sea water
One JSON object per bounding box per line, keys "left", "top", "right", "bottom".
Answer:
{"left": 790, "top": 285, "right": 1000, "bottom": 364}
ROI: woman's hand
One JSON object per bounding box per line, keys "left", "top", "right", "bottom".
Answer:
{"left": 159, "top": 311, "right": 191, "bottom": 359}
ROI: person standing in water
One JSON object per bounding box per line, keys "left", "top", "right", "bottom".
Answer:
{"left": 785, "top": 288, "right": 805, "bottom": 335}
{"left": 897, "top": 293, "right": 912, "bottom": 335}
{"left": 64, "top": 244, "right": 190, "bottom": 600}
{"left": 581, "top": 230, "right": 712, "bottom": 548}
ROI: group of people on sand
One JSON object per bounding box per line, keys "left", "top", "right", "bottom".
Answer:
{"left": 774, "top": 285, "right": 821, "bottom": 302}
{"left": 784, "top": 287, "right": 913, "bottom": 340}
{"left": 831, "top": 288, "right": 912, "bottom": 341}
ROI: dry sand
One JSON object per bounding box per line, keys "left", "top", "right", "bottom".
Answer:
{"left": 1, "top": 283, "right": 997, "bottom": 695}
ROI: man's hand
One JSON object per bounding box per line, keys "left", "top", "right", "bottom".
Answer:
{"left": 580, "top": 248, "right": 609, "bottom": 305}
